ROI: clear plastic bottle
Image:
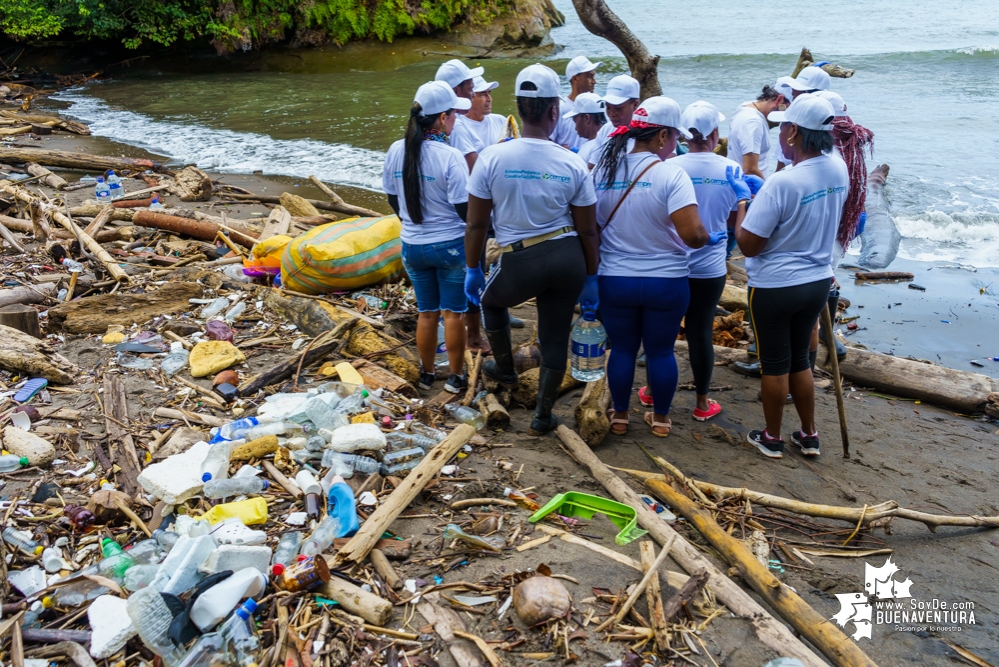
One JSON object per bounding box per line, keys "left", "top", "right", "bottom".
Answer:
{"left": 443, "top": 403, "right": 485, "bottom": 430}
{"left": 380, "top": 447, "right": 425, "bottom": 472}
{"left": 201, "top": 297, "right": 230, "bottom": 319}
{"left": 61, "top": 257, "right": 85, "bottom": 274}
{"left": 156, "top": 534, "right": 216, "bottom": 595}
{"left": 320, "top": 450, "right": 380, "bottom": 477}
{"left": 332, "top": 388, "right": 369, "bottom": 418}
{"left": 94, "top": 176, "right": 111, "bottom": 202}
{"left": 202, "top": 477, "right": 269, "bottom": 499}
{"left": 126, "top": 587, "right": 185, "bottom": 666}
{"left": 211, "top": 417, "right": 260, "bottom": 443}
{"left": 201, "top": 440, "right": 236, "bottom": 482}
{"left": 0, "top": 454, "right": 29, "bottom": 472}
{"left": 326, "top": 476, "right": 359, "bottom": 538}
{"left": 364, "top": 390, "right": 395, "bottom": 417}
{"left": 149, "top": 195, "right": 166, "bottom": 211}
{"left": 386, "top": 431, "right": 437, "bottom": 451}
{"left": 379, "top": 458, "right": 422, "bottom": 476}
{"left": 503, "top": 487, "right": 542, "bottom": 512}
{"left": 117, "top": 352, "right": 157, "bottom": 370}
{"left": 300, "top": 515, "right": 340, "bottom": 557}
{"left": 222, "top": 264, "right": 253, "bottom": 284}
{"left": 161, "top": 341, "right": 189, "bottom": 376}
{"left": 224, "top": 301, "right": 246, "bottom": 323}
{"left": 178, "top": 599, "right": 258, "bottom": 667}
{"left": 98, "top": 538, "right": 137, "bottom": 583}
{"left": 271, "top": 532, "right": 303, "bottom": 576}
{"left": 2, "top": 527, "right": 43, "bottom": 556}
{"left": 409, "top": 421, "right": 447, "bottom": 442}
{"left": 306, "top": 393, "right": 348, "bottom": 430}
{"left": 570, "top": 312, "right": 607, "bottom": 381}
{"left": 124, "top": 563, "right": 161, "bottom": 591}
{"left": 189, "top": 568, "right": 266, "bottom": 631}
{"left": 435, "top": 319, "right": 447, "bottom": 369}
{"left": 240, "top": 421, "right": 302, "bottom": 441}
{"left": 106, "top": 170, "right": 124, "bottom": 200}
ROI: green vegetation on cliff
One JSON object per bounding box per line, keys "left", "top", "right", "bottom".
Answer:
{"left": 0, "top": 0, "right": 509, "bottom": 51}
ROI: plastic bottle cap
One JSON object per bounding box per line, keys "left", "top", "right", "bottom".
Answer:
{"left": 272, "top": 563, "right": 285, "bottom": 576}
{"left": 243, "top": 598, "right": 258, "bottom": 614}
{"left": 297, "top": 554, "right": 308, "bottom": 562}
{"left": 18, "top": 457, "right": 28, "bottom": 466}
{"left": 32, "top": 546, "right": 43, "bottom": 555}
{"left": 202, "top": 472, "right": 213, "bottom": 482}
{"left": 361, "top": 390, "right": 369, "bottom": 398}
{"left": 582, "top": 311, "right": 596, "bottom": 322}
{"left": 261, "top": 480, "right": 270, "bottom": 489}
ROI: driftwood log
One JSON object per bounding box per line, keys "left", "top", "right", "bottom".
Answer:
{"left": 0, "top": 283, "right": 56, "bottom": 308}
{"left": 133, "top": 210, "right": 259, "bottom": 248}
{"left": 169, "top": 166, "right": 213, "bottom": 201}
{"left": 791, "top": 47, "right": 856, "bottom": 79}
{"left": 0, "top": 304, "right": 41, "bottom": 338}
{"left": 555, "top": 425, "right": 828, "bottom": 667}
{"left": 574, "top": 376, "right": 610, "bottom": 446}
{"left": 258, "top": 206, "right": 291, "bottom": 241}
{"left": 479, "top": 393, "right": 510, "bottom": 430}
{"left": 0, "top": 324, "right": 80, "bottom": 383}
{"left": 0, "top": 147, "right": 165, "bottom": 172}
{"left": 853, "top": 271, "right": 915, "bottom": 281}
{"left": 510, "top": 366, "right": 582, "bottom": 407}
{"left": 25, "top": 163, "right": 67, "bottom": 190}
{"left": 350, "top": 358, "right": 416, "bottom": 397}
{"left": 223, "top": 191, "right": 382, "bottom": 218}
{"left": 69, "top": 204, "right": 136, "bottom": 222}
{"left": 0, "top": 215, "right": 132, "bottom": 243}
{"left": 104, "top": 375, "right": 143, "bottom": 495}
{"left": 48, "top": 281, "right": 202, "bottom": 334}
{"left": 816, "top": 345, "right": 999, "bottom": 414}
{"left": 619, "top": 466, "right": 999, "bottom": 532}
{"left": 0, "top": 111, "right": 91, "bottom": 135}
{"left": 646, "top": 478, "right": 877, "bottom": 667}
{"left": 263, "top": 288, "right": 419, "bottom": 383}
{"left": 570, "top": 0, "right": 660, "bottom": 98}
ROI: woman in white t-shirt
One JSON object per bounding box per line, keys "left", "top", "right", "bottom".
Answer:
{"left": 464, "top": 64, "right": 601, "bottom": 436}
{"left": 382, "top": 80, "right": 471, "bottom": 395}
{"left": 593, "top": 97, "right": 718, "bottom": 437}
{"left": 734, "top": 93, "right": 849, "bottom": 460}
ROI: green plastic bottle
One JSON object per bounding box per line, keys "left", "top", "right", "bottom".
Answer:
{"left": 98, "top": 538, "right": 136, "bottom": 583}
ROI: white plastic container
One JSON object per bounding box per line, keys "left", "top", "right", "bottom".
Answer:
{"left": 330, "top": 423, "right": 387, "bottom": 453}
{"left": 189, "top": 567, "right": 267, "bottom": 632}
{"left": 156, "top": 535, "right": 216, "bottom": 595}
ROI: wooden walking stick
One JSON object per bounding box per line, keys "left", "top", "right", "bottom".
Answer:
{"left": 821, "top": 303, "right": 850, "bottom": 458}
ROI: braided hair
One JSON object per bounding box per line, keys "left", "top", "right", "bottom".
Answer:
{"left": 402, "top": 102, "right": 443, "bottom": 225}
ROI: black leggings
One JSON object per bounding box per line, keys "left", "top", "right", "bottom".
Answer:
{"left": 749, "top": 278, "right": 831, "bottom": 376}
{"left": 685, "top": 276, "right": 727, "bottom": 394}
{"left": 481, "top": 236, "right": 586, "bottom": 372}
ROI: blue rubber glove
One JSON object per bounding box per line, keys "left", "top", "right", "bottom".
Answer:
{"left": 708, "top": 230, "right": 727, "bottom": 246}
{"left": 725, "top": 165, "right": 752, "bottom": 203}
{"left": 744, "top": 174, "right": 765, "bottom": 195}
{"left": 855, "top": 212, "right": 867, "bottom": 237}
{"left": 579, "top": 274, "right": 600, "bottom": 313}
{"left": 464, "top": 266, "right": 485, "bottom": 306}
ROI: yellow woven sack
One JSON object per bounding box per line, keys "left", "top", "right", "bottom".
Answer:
{"left": 280, "top": 215, "right": 403, "bottom": 294}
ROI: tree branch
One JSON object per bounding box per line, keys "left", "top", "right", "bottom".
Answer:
{"left": 570, "top": 0, "right": 661, "bottom": 98}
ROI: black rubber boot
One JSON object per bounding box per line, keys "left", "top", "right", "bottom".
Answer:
{"left": 528, "top": 366, "right": 562, "bottom": 436}
{"left": 818, "top": 289, "right": 847, "bottom": 360}
{"left": 482, "top": 326, "right": 518, "bottom": 386}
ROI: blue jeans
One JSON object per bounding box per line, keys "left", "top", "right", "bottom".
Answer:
{"left": 401, "top": 237, "right": 467, "bottom": 313}
{"left": 598, "top": 275, "right": 690, "bottom": 415}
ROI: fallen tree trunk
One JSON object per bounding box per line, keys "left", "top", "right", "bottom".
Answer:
{"left": 47, "top": 282, "right": 202, "bottom": 334}
{"left": 574, "top": 376, "right": 610, "bottom": 446}
{"left": 511, "top": 366, "right": 582, "bottom": 407}
{"left": 619, "top": 466, "right": 999, "bottom": 533}
{"left": 0, "top": 324, "right": 80, "bottom": 383}
{"left": 555, "top": 425, "right": 828, "bottom": 667}
{"left": 222, "top": 191, "right": 382, "bottom": 218}
{"left": 69, "top": 204, "right": 137, "bottom": 222}
{"left": 570, "top": 0, "right": 661, "bottom": 98}
{"left": 791, "top": 47, "right": 855, "bottom": 79}
{"left": 0, "top": 147, "right": 165, "bottom": 173}
{"left": 133, "top": 210, "right": 258, "bottom": 248}
{"left": 0, "top": 111, "right": 90, "bottom": 135}
{"left": 646, "top": 478, "right": 878, "bottom": 667}
{"left": 0, "top": 304, "right": 41, "bottom": 338}
{"left": 0, "top": 215, "right": 132, "bottom": 243}
{"left": 25, "top": 163, "right": 67, "bottom": 190}
{"left": 479, "top": 393, "right": 510, "bottom": 430}
{"left": 853, "top": 271, "right": 914, "bottom": 281}
{"left": 817, "top": 345, "right": 999, "bottom": 414}
{"left": 0, "top": 284, "right": 55, "bottom": 308}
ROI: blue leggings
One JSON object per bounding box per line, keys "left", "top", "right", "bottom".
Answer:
{"left": 598, "top": 275, "right": 690, "bottom": 415}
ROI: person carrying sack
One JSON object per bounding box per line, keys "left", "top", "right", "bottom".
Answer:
{"left": 464, "top": 63, "right": 601, "bottom": 436}
{"left": 592, "top": 97, "right": 719, "bottom": 437}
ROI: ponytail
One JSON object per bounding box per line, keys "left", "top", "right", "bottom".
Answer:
{"left": 402, "top": 103, "right": 439, "bottom": 225}
{"left": 595, "top": 125, "right": 669, "bottom": 192}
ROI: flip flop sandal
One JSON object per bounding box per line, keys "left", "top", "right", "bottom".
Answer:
{"left": 692, "top": 399, "right": 722, "bottom": 422}
{"left": 644, "top": 412, "right": 672, "bottom": 438}
{"left": 607, "top": 409, "right": 629, "bottom": 435}
{"left": 637, "top": 385, "right": 654, "bottom": 407}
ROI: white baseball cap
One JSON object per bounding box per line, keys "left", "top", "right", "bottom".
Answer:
{"left": 472, "top": 76, "right": 499, "bottom": 94}
{"left": 435, "top": 59, "right": 484, "bottom": 89}
{"left": 795, "top": 66, "right": 832, "bottom": 92}
{"left": 415, "top": 80, "right": 471, "bottom": 116}
{"left": 565, "top": 55, "right": 602, "bottom": 80}
{"left": 602, "top": 75, "right": 641, "bottom": 105}
{"left": 632, "top": 96, "right": 692, "bottom": 139}
{"left": 515, "top": 63, "right": 561, "bottom": 98}
{"left": 562, "top": 92, "right": 606, "bottom": 118}
{"left": 815, "top": 90, "right": 847, "bottom": 117}
{"left": 767, "top": 92, "right": 835, "bottom": 131}
{"left": 680, "top": 101, "right": 725, "bottom": 139}
{"left": 774, "top": 76, "right": 799, "bottom": 99}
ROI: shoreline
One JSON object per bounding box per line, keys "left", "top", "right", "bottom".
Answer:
{"left": 6, "top": 117, "right": 999, "bottom": 382}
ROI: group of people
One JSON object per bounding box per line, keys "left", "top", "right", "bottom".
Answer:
{"left": 382, "top": 54, "right": 873, "bottom": 460}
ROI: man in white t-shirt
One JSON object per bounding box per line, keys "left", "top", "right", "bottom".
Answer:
{"left": 587, "top": 74, "right": 640, "bottom": 167}
{"left": 464, "top": 76, "right": 507, "bottom": 148}
{"left": 727, "top": 82, "right": 788, "bottom": 180}
{"left": 435, "top": 59, "right": 485, "bottom": 171}
{"left": 551, "top": 55, "right": 602, "bottom": 149}
{"left": 560, "top": 92, "right": 607, "bottom": 167}
{"left": 774, "top": 66, "right": 833, "bottom": 172}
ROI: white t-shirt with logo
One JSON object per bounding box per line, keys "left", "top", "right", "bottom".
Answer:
{"left": 594, "top": 152, "right": 698, "bottom": 278}
{"left": 551, "top": 97, "right": 580, "bottom": 149}
{"left": 465, "top": 114, "right": 507, "bottom": 149}
{"left": 382, "top": 139, "right": 468, "bottom": 245}
{"left": 670, "top": 152, "right": 741, "bottom": 279}
{"left": 587, "top": 122, "right": 635, "bottom": 167}
{"left": 451, "top": 114, "right": 483, "bottom": 156}
{"left": 741, "top": 154, "right": 849, "bottom": 288}
{"left": 727, "top": 102, "right": 770, "bottom": 174}
{"left": 577, "top": 139, "right": 599, "bottom": 168}
{"left": 468, "top": 138, "right": 596, "bottom": 247}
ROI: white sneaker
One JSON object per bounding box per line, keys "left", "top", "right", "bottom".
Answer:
{"left": 209, "top": 518, "right": 267, "bottom": 546}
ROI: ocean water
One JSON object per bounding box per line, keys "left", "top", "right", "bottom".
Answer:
{"left": 51, "top": 0, "right": 999, "bottom": 266}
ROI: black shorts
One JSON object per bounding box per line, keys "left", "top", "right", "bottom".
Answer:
{"left": 749, "top": 278, "right": 831, "bottom": 376}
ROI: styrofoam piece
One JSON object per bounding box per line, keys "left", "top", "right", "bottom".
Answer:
{"left": 88, "top": 595, "right": 138, "bottom": 658}
{"left": 137, "top": 441, "right": 211, "bottom": 504}
{"left": 199, "top": 545, "right": 272, "bottom": 575}
{"left": 330, "top": 423, "right": 386, "bottom": 453}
